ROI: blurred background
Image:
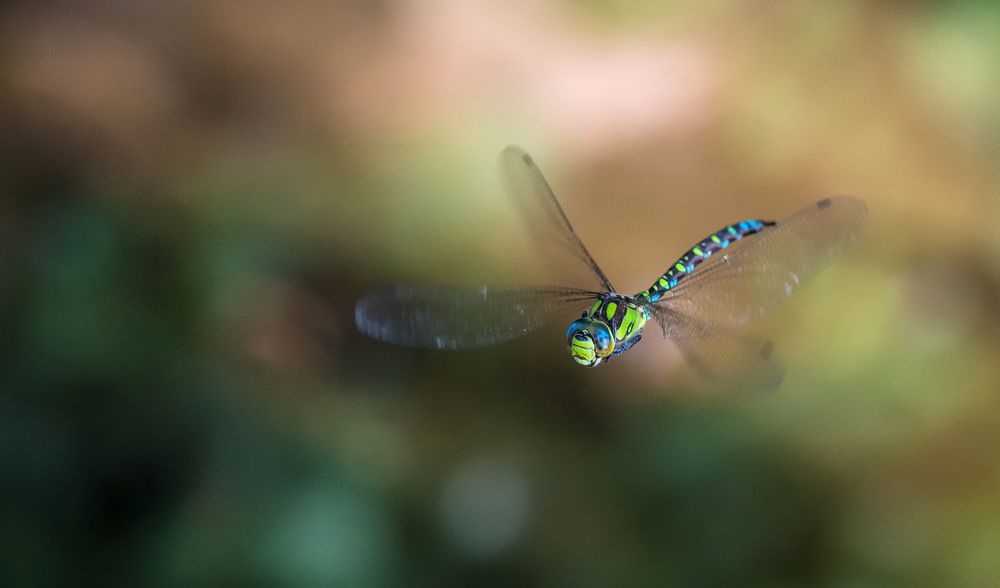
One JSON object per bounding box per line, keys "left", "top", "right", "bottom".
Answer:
{"left": 3, "top": 0, "right": 1000, "bottom": 585}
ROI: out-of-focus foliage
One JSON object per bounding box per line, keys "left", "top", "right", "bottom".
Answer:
{"left": 2, "top": 0, "right": 1000, "bottom": 586}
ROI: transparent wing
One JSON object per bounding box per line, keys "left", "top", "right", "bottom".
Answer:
{"left": 355, "top": 285, "right": 599, "bottom": 349}
{"left": 651, "top": 196, "right": 867, "bottom": 388}
{"left": 656, "top": 196, "right": 868, "bottom": 329}
{"left": 650, "top": 304, "right": 786, "bottom": 390}
{"left": 501, "top": 146, "right": 614, "bottom": 293}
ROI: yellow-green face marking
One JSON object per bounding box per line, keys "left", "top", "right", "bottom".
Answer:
{"left": 566, "top": 316, "right": 615, "bottom": 366}
{"left": 569, "top": 332, "right": 599, "bottom": 366}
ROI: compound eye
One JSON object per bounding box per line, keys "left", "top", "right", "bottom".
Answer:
{"left": 566, "top": 318, "right": 590, "bottom": 340}
{"left": 592, "top": 322, "right": 614, "bottom": 356}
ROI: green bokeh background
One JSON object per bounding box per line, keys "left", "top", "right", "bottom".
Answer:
{"left": 3, "top": 1, "right": 1000, "bottom": 586}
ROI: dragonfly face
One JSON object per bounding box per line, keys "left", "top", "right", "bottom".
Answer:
{"left": 566, "top": 316, "right": 614, "bottom": 367}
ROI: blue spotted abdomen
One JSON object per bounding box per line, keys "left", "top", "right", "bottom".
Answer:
{"left": 636, "top": 219, "right": 775, "bottom": 302}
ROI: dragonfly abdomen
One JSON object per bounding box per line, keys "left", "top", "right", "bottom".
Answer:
{"left": 636, "top": 219, "right": 776, "bottom": 302}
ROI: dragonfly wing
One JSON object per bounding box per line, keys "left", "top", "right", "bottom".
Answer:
{"left": 355, "top": 285, "right": 598, "bottom": 349}
{"left": 650, "top": 304, "right": 786, "bottom": 390}
{"left": 656, "top": 196, "right": 868, "bottom": 330}
{"left": 501, "top": 146, "right": 615, "bottom": 293}
{"left": 650, "top": 196, "right": 866, "bottom": 388}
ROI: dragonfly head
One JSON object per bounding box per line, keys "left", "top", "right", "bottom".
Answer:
{"left": 566, "top": 317, "right": 614, "bottom": 367}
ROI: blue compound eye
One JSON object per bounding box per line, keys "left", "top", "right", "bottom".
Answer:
{"left": 592, "top": 322, "right": 613, "bottom": 356}
{"left": 566, "top": 318, "right": 589, "bottom": 339}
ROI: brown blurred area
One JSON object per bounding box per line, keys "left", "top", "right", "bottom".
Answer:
{"left": 3, "top": 1, "right": 1000, "bottom": 586}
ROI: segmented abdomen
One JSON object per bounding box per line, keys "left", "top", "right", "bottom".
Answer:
{"left": 636, "top": 219, "right": 776, "bottom": 302}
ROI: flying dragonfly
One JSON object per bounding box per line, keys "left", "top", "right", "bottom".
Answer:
{"left": 355, "top": 146, "right": 867, "bottom": 386}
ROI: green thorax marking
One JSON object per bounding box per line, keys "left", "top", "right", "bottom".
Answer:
{"left": 588, "top": 295, "right": 648, "bottom": 350}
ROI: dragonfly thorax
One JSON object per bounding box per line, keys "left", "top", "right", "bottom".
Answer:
{"left": 566, "top": 294, "right": 649, "bottom": 367}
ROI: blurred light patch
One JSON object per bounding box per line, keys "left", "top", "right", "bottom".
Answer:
{"left": 439, "top": 458, "right": 531, "bottom": 559}
{"left": 264, "top": 484, "right": 394, "bottom": 586}
{"left": 900, "top": 4, "right": 1000, "bottom": 149}
{"left": 335, "top": 0, "right": 717, "bottom": 156}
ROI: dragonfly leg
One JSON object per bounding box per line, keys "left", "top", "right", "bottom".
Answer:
{"left": 608, "top": 332, "right": 642, "bottom": 359}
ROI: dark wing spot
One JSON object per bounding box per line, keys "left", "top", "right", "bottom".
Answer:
{"left": 760, "top": 340, "right": 775, "bottom": 360}
{"left": 521, "top": 153, "right": 533, "bottom": 165}
{"left": 817, "top": 198, "right": 832, "bottom": 209}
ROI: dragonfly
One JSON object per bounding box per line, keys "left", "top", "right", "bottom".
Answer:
{"left": 355, "top": 146, "right": 867, "bottom": 385}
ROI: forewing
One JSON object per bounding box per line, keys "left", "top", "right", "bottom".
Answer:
{"left": 656, "top": 196, "right": 868, "bottom": 329}
{"left": 501, "top": 146, "right": 614, "bottom": 293}
{"left": 355, "top": 285, "right": 598, "bottom": 349}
